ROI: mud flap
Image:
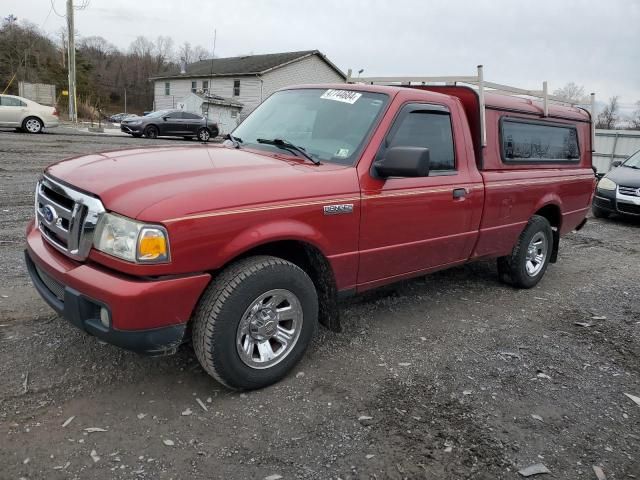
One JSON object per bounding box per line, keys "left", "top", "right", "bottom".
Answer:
{"left": 550, "top": 228, "right": 559, "bottom": 264}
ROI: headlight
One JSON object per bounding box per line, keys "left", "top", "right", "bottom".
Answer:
{"left": 129, "top": 121, "right": 142, "bottom": 125}
{"left": 93, "top": 212, "right": 170, "bottom": 263}
{"left": 598, "top": 177, "right": 617, "bottom": 191}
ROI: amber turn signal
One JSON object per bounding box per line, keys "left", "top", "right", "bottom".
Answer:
{"left": 137, "top": 228, "right": 169, "bottom": 262}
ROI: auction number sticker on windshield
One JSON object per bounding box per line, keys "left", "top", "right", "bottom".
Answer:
{"left": 320, "top": 89, "right": 362, "bottom": 104}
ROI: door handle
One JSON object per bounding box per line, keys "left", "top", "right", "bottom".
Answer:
{"left": 452, "top": 188, "right": 467, "bottom": 199}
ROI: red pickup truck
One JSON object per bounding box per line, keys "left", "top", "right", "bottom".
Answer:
{"left": 26, "top": 77, "right": 596, "bottom": 389}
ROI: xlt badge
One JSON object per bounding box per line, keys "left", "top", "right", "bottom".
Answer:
{"left": 323, "top": 204, "right": 354, "bottom": 215}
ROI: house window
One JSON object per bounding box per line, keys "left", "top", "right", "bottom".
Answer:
{"left": 164, "top": 82, "right": 170, "bottom": 96}
{"left": 202, "top": 80, "right": 209, "bottom": 93}
{"left": 231, "top": 110, "right": 238, "bottom": 118}
{"left": 191, "top": 81, "right": 197, "bottom": 93}
{"left": 233, "top": 79, "right": 240, "bottom": 97}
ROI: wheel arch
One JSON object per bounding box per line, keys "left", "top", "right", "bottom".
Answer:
{"left": 532, "top": 202, "right": 562, "bottom": 263}
{"left": 211, "top": 223, "right": 342, "bottom": 332}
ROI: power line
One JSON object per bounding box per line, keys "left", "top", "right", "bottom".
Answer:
{"left": 50, "top": 0, "right": 66, "bottom": 18}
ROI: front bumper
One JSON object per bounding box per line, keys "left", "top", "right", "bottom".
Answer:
{"left": 120, "top": 124, "right": 143, "bottom": 134}
{"left": 25, "top": 221, "right": 211, "bottom": 355}
{"left": 593, "top": 187, "right": 640, "bottom": 216}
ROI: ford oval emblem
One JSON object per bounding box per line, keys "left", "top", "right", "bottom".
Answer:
{"left": 43, "top": 204, "right": 57, "bottom": 224}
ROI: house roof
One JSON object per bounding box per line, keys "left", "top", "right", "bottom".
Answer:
{"left": 150, "top": 50, "right": 345, "bottom": 80}
{"left": 189, "top": 91, "right": 243, "bottom": 108}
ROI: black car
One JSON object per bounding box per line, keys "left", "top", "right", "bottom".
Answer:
{"left": 120, "top": 109, "right": 219, "bottom": 141}
{"left": 592, "top": 149, "right": 640, "bottom": 218}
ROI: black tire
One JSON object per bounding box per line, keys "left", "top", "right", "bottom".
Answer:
{"left": 592, "top": 204, "right": 610, "bottom": 219}
{"left": 22, "top": 116, "right": 43, "bottom": 134}
{"left": 210, "top": 126, "right": 219, "bottom": 138}
{"left": 192, "top": 256, "right": 318, "bottom": 390}
{"left": 144, "top": 125, "right": 158, "bottom": 139}
{"left": 497, "top": 215, "right": 553, "bottom": 289}
{"left": 197, "top": 127, "right": 211, "bottom": 142}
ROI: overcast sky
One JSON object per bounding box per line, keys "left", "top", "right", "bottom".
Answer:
{"left": 6, "top": 0, "right": 640, "bottom": 109}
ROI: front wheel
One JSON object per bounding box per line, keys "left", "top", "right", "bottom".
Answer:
{"left": 144, "top": 125, "right": 158, "bottom": 139}
{"left": 192, "top": 256, "right": 318, "bottom": 390}
{"left": 497, "top": 215, "right": 553, "bottom": 289}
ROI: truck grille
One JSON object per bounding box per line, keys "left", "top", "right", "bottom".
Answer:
{"left": 618, "top": 185, "right": 640, "bottom": 197}
{"left": 36, "top": 176, "right": 105, "bottom": 261}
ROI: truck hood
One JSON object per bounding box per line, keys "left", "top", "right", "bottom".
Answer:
{"left": 46, "top": 145, "right": 356, "bottom": 221}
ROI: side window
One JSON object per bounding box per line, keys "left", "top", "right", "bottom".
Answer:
{"left": 1, "top": 96, "right": 25, "bottom": 107}
{"left": 501, "top": 118, "right": 580, "bottom": 163}
{"left": 167, "top": 111, "right": 182, "bottom": 119}
{"left": 233, "top": 79, "right": 240, "bottom": 97}
{"left": 191, "top": 81, "right": 197, "bottom": 93}
{"left": 386, "top": 106, "right": 456, "bottom": 171}
{"left": 183, "top": 112, "right": 201, "bottom": 119}
{"left": 164, "top": 82, "right": 170, "bottom": 96}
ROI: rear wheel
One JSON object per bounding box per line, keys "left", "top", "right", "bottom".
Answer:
{"left": 197, "top": 127, "right": 211, "bottom": 142}
{"left": 592, "top": 204, "right": 610, "bottom": 219}
{"left": 22, "top": 117, "right": 43, "bottom": 134}
{"left": 192, "top": 256, "right": 318, "bottom": 390}
{"left": 144, "top": 125, "right": 158, "bottom": 139}
{"left": 497, "top": 215, "right": 553, "bottom": 289}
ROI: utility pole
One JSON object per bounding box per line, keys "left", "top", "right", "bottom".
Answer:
{"left": 66, "top": 0, "right": 77, "bottom": 122}
{"left": 124, "top": 88, "right": 127, "bottom": 114}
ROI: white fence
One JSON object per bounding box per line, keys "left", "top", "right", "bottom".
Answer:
{"left": 18, "top": 82, "right": 56, "bottom": 106}
{"left": 593, "top": 129, "right": 640, "bottom": 173}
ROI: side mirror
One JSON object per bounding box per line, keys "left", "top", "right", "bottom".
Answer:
{"left": 612, "top": 160, "right": 622, "bottom": 167}
{"left": 374, "top": 146, "right": 430, "bottom": 178}
{"left": 162, "top": 116, "right": 169, "bottom": 121}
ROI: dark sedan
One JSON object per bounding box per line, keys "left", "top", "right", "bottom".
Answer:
{"left": 592, "top": 149, "right": 640, "bottom": 218}
{"left": 120, "top": 109, "right": 219, "bottom": 141}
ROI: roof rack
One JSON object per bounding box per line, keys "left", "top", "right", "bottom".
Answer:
{"left": 346, "top": 65, "right": 595, "bottom": 149}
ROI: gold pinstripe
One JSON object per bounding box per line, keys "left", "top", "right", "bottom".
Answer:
{"left": 162, "top": 176, "right": 590, "bottom": 223}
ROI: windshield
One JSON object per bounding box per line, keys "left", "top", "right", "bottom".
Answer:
{"left": 623, "top": 150, "right": 640, "bottom": 168}
{"left": 232, "top": 88, "right": 388, "bottom": 165}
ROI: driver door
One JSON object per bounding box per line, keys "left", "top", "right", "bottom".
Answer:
{"left": 160, "top": 111, "right": 184, "bottom": 135}
{"left": 357, "top": 102, "right": 483, "bottom": 288}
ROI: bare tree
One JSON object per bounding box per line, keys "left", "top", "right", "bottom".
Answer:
{"left": 631, "top": 101, "right": 640, "bottom": 130}
{"left": 193, "top": 45, "right": 209, "bottom": 62}
{"left": 129, "top": 36, "right": 154, "bottom": 58}
{"left": 179, "top": 41, "right": 193, "bottom": 64}
{"left": 553, "top": 82, "right": 588, "bottom": 103}
{"left": 596, "top": 96, "right": 620, "bottom": 130}
{"left": 154, "top": 35, "right": 174, "bottom": 67}
{"left": 79, "top": 36, "right": 116, "bottom": 57}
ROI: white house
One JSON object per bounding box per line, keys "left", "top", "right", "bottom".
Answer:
{"left": 150, "top": 50, "right": 345, "bottom": 118}
{"left": 176, "top": 92, "right": 243, "bottom": 135}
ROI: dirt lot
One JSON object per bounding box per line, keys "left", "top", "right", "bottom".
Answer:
{"left": 0, "top": 130, "right": 638, "bottom": 480}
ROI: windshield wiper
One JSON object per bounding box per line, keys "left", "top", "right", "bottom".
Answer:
{"left": 226, "top": 133, "right": 242, "bottom": 148}
{"left": 256, "top": 138, "right": 320, "bottom": 165}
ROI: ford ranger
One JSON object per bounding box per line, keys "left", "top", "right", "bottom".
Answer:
{"left": 25, "top": 78, "right": 596, "bottom": 389}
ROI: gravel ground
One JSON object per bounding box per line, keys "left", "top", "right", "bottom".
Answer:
{"left": 0, "top": 130, "right": 638, "bottom": 480}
